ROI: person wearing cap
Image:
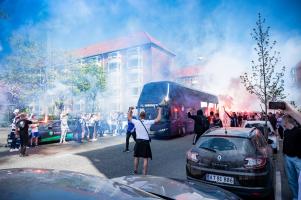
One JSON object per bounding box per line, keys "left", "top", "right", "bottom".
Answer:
{"left": 128, "top": 105, "right": 162, "bottom": 175}
{"left": 281, "top": 102, "right": 301, "bottom": 200}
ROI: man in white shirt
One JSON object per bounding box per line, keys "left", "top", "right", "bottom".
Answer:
{"left": 128, "top": 106, "right": 162, "bottom": 175}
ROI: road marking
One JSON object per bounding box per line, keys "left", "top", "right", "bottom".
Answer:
{"left": 276, "top": 170, "right": 282, "bottom": 200}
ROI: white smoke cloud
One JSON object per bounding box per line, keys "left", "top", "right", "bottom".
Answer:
{"left": 2, "top": 0, "right": 301, "bottom": 115}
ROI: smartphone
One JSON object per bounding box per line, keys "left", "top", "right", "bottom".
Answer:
{"left": 268, "top": 102, "right": 286, "bottom": 110}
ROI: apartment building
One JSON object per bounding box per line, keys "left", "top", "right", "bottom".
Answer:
{"left": 74, "top": 32, "right": 175, "bottom": 112}
{"left": 173, "top": 65, "right": 205, "bottom": 91}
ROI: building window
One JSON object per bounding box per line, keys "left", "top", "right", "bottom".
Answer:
{"left": 108, "top": 62, "right": 120, "bottom": 73}
{"left": 127, "top": 72, "right": 140, "bottom": 83}
{"left": 131, "top": 87, "right": 139, "bottom": 96}
{"left": 108, "top": 52, "right": 120, "bottom": 59}
{"left": 128, "top": 57, "right": 139, "bottom": 68}
{"left": 127, "top": 48, "right": 141, "bottom": 69}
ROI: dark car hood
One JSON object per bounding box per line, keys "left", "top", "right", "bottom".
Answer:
{"left": 111, "top": 175, "right": 240, "bottom": 200}
{"left": 0, "top": 168, "right": 158, "bottom": 200}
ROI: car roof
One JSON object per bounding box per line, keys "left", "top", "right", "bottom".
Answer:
{"left": 203, "top": 127, "right": 256, "bottom": 138}
{"left": 112, "top": 175, "right": 239, "bottom": 199}
{"left": 0, "top": 168, "right": 157, "bottom": 200}
{"left": 244, "top": 120, "right": 271, "bottom": 125}
{"left": 243, "top": 120, "right": 275, "bottom": 132}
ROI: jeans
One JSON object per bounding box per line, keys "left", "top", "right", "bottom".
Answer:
{"left": 19, "top": 133, "right": 28, "bottom": 155}
{"left": 125, "top": 131, "right": 136, "bottom": 150}
{"left": 284, "top": 155, "right": 301, "bottom": 200}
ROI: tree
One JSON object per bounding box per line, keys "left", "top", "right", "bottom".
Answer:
{"left": 0, "top": 32, "right": 49, "bottom": 106}
{"left": 69, "top": 62, "right": 106, "bottom": 112}
{"left": 240, "top": 13, "right": 285, "bottom": 138}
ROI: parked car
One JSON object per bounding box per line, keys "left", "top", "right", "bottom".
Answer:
{"left": 0, "top": 168, "right": 241, "bottom": 200}
{"left": 186, "top": 127, "right": 275, "bottom": 199}
{"left": 37, "top": 120, "right": 74, "bottom": 143}
{"left": 112, "top": 175, "right": 240, "bottom": 200}
{"left": 243, "top": 120, "right": 279, "bottom": 153}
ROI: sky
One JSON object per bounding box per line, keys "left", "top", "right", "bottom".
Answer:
{"left": 0, "top": 0, "right": 301, "bottom": 109}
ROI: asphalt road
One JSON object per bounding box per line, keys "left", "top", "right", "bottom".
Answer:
{"left": 77, "top": 134, "right": 193, "bottom": 179}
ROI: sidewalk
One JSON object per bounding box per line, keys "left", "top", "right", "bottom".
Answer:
{"left": 0, "top": 135, "right": 127, "bottom": 177}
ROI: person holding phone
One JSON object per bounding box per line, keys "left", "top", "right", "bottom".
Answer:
{"left": 280, "top": 102, "right": 301, "bottom": 200}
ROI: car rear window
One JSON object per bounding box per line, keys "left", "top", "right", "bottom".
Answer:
{"left": 197, "top": 136, "right": 255, "bottom": 154}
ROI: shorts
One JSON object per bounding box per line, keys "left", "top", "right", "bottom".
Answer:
{"left": 31, "top": 132, "right": 39, "bottom": 138}
{"left": 134, "top": 139, "right": 152, "bottom": 160}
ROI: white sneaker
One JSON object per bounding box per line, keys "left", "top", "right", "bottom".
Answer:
{"left": 91, "top": 138, "right": 97, "bottom": 141}
{"left": 10, "top": 149, "right": 18, "bottom": 152}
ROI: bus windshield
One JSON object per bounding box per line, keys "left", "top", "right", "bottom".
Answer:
{"left": 138, "top": 82, "right": 168, "bottom": 105}
{"left": 144, "top": 106, "right": 170, "bottom": 122}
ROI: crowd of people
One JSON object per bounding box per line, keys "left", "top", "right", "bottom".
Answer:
{"left": 221, "top": 107, "right": 286, "bottom": 139}
{"left": 7, "top": 109, "right": 129, "bottom": 155}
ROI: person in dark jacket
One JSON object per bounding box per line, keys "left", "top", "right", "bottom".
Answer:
{"left": 15, "top": 113, "right": 32, "bottom": 157}
{"left": 188, "top": 109, "right": 209, "bottom": 145}
{"left": 281, "top": 102, "right": 301, "bottom": 200}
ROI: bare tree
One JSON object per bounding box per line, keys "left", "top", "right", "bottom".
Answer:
{"left": 240, "top": 13, "right": 285, "bottom": 138}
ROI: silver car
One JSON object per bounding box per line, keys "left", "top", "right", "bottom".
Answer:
{"left": 243, "top": 120, "right": 279, "bottom": 153}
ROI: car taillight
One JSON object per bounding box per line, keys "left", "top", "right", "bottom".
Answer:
{"left": 187, "top": 151, "right": 199, "bottom": 162}
{"left": 244, "top": 157, "right": 266, "bottom": 169}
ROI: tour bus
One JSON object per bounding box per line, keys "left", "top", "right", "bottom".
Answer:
{"left": 137, "top": 81, "right": 219, "bottom": 138}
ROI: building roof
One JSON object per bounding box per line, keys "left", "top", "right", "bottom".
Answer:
{"left": 74, "top": 32, "right": 175, "bottom": 58}
{"left": 173, "top": 65, "right": 204, "bottom": 78}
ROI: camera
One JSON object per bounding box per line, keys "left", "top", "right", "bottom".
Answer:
{"left": 268, "top": 102, "right": 286, "bottom": 110}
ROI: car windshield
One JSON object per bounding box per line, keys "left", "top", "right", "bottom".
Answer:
{"left": 197, "top": 136, "right": 255, "bottom": 154}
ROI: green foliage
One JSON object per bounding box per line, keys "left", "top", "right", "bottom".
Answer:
{"left": 0, "top": 32, "right": 48, "bottom": 104}
{"left": 67, "top": 62, "right": 106, "bottom": 112}
{"left": 240, "top": 13, "right": 286, "bottom": 106}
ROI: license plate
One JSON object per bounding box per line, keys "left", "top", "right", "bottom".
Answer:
{"left": 8, "top": 139, "right": 12, "bottom": 142}
{"left": 206, "top": 174, "right": 234, "bottom": 185}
